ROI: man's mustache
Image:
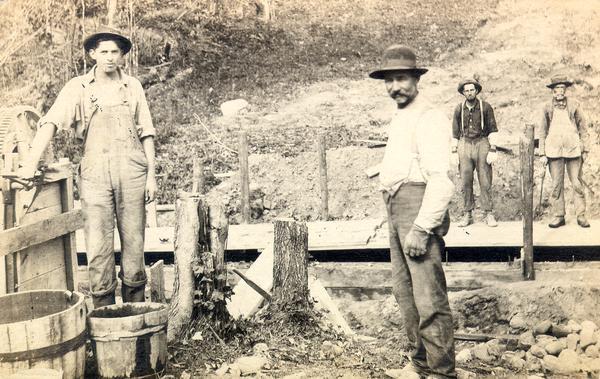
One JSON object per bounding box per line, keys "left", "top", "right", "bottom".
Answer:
{"left": 391, "top": 90, "right": 410, "bottom": 98}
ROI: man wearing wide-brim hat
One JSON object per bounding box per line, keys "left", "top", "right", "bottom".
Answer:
{"left": 18, "top": 26, "right": 157, "bottom": 307}
{"left": 538, "top": 75, "right": 590, "bottom": 228}
{"left": 370, "top": 45, "right": 456, "bottom": 379}
{"left": 451, "top": 77, "right": 499, "bottom": 228}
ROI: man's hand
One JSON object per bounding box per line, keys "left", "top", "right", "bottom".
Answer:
{"left": 145, "top": 174, "right": 157, "bottom": 204}
{"left": 404, "top": 226, "right": 430, "bottom": 257}
{"left": 540, "top": 155, "right": 548, "bottom": 166}
{"left": 486, "top": 150, "right": 498, "bottom": 165}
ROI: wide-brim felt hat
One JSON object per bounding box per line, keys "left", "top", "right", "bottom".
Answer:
{"left": 83, "top": 26, "right": 132, "bottom": 54}
{"left": 369, "top": 45, "right": 428, "bottom": 80}
{"left": 457, "top": 78, "right": 482, "bottom": 94}
{"left": 546, "top": 75, "right": 573, "bottom": 89}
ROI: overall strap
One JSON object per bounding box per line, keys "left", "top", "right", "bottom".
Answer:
{"left": 479, "top": 98, "right": 484, "bottom": 132}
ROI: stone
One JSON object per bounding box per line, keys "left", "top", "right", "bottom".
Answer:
{"left": 584, "top": 358, "right": 600, "bottom": 372}
{"left": 581, "top": 320, "right": 598, "bottom": 333}
{"left": 567, "top": 333, "right": 580, "bottom": 351}
{"left": 220, "top": 99, "right": 249, "bottom": 117}
{"left": 191, "top": 331, "right": 203, "bottom": 341}
{"left": 580, "top": 327, "right": 597, "bottom": 349}
{"left": 486, "top": 339, "right": 507, "bottom": 357}
{"left": 510, "top": 313, "right": 527, "bottom": 330}
{"left": 551, "top": 324, "right": 571, "bottom": 338}
{"left": 518, "top": 331, "right": 536, "bottom": 349}
{"left": 586, "top": 345, "right": 600, "bottom": 359}
{"left": 253, "top": 343, "right": 270, "bottom": 356}
{"left": 229, "top": 364, "right": 242, "bottom": 377}
{"left": 545, "top": 340, "right": 564, "bottom": 356}
{"left": 529, "top": 344, "right": 547, "bottom": 358}
{"left": 472, "top": 343, "right": 494, "bottom": 363}
{"left": 456, "top": 368, "right": 477, "bottom": 379}
{"left": 501, "top": 353, "right": 525, "bottom": 371}
{"left": 234, "top": 355, "right": 268, "bottom": 376}
{"left": 180, "top": 372, "right": 192, "bottom": 379}
{"left": 455, "top": 349, "right": 472, "bottom": 364}
{"left": 525, "top": 351, "right": 542, "bottom": 372}
{"left": 542, "top": 355, "right": 562, "bottom": 373}
{"left": 535, "top": 334, "right": 557, "bottom": 348}
{"left": 559, "top": 337, "right": 568, "bottom": 349}
{"left": 384, "top": 367, "right": 420, "bottom": 379}
{"left": 215, "top": 363, "right": 229, "bottom": 377}
{"left": 533, "top": 320, "right": 553, "bottom": 335}
{"left": 558, "top": 349, "right": 581, "bottom": 373}
{"left": 568, "top": 320, "right": 582, "bottom": 333}
{"left": 281, "top": 373, "right": 307, "bottom": 379}
{"left": 321, "top": 341, "right": 343, "bottom": 358}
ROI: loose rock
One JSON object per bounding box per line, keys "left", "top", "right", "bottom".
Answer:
{"left": 234, "top": 355, "right": 268, "bottom": 376}
{"left": 530, "top": 344, "right": 547, "bottom": 358}
{"left": 220, "top": 99, "right": 249, "bottom": 117}
{"left": 472, "top": 343, "right": 494, "bottom": 363}
{"left": 384, "top": 368, "right": 419, "bottom": 379}
{"left": 580, "top": 327, "right": 597, "bottom": 349}
{"left": 545, "top": 340, "right": 564, "bottom": 356}
{"left": 253, "top": 343, "right": 270, "bottom": 356}
{"left": 455, "top": 349, "right": 472, "bottom": 364}
{"left": 586, "top": 345, "right": 600, "bottom": 359}
{"left": 486, "top": 339, "right": 507, "bottom": 357}
{"left": 552, "top": 324, "right": 571, "bottom": 338}
{"left": 456, "top": 368, "right": 477, "bottom": 379}
{"left": 535, "top": 334, "right": 557, "bottom": 348}
{"left": 510, "top": 314, "right": 527, "bottom": 330}
{"left": 567, "top": 333, "right": 580, "bottom": 351}
{"left": 533, "top": 320, "right": 552, "bottom": 335}
{"left": 525, "top": 351, "right": 542, "bottom": 372}
{"left": 558, "top": 349, "right": 581, "bottom": 373}
{"left": 581, "top": 320, "right": 598, "bottom": 333}
{"left": 567, "top": 320, "right": 582, "bottom": 333}
{"left": 501, "top": 352, "right": 525, "bottom": 371}
{"left": 518, "top": 331, "right": 535, "bottom": 349}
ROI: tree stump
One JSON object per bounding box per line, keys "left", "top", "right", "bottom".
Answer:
{"left": 272, "top": 219, "right": 310, "bottom": 312}
{"left": 167, "top": 192, "right": 201, "bottom": 342}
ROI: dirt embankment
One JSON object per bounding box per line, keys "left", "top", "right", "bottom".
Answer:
{"left": 208, "top": 0, "right": 600, "bottom": 224}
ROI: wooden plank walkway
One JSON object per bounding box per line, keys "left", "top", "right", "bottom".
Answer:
{"left": 75, "top": 219, "right": 600, "bottom": 254}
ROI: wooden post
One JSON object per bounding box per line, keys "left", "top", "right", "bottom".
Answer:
{"left": 208, "top": 203, "right": 229, "bottom": 320}
{"left": 150, "top": 260, "right": 166, "bottom": 303}
{"left": 272, "top": 219, "right": 310, "bottom": 310}
{"left": 192, "top": 157, "right": 204, "bottom": 194}
{"left": 317, "top": 132, "right": 329, "bottom": 220}
{"left": 520, "top": 124, "right": 535, "bottom": 280}
{"left": 239, "top": 131, "right": 250, "bottom": 223}
{"left": 167, "top": 191, "right": 201, "bottom": 342}
{"left": 59, "top": 164, "right": 78, "bottom": 292}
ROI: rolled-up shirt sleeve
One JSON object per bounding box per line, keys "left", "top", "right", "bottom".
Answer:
{"left": 132, "top": 79, "right": 156, "bottom": 139}
{"left": 413, "top": 109, "right": 455, "bottom": 231}
{"left": 37, "top": 78, "right": 80, "bottom": 131}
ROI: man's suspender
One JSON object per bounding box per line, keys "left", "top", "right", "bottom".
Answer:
{"left": 460, "top": 98, "right": 484, "bottom": 136}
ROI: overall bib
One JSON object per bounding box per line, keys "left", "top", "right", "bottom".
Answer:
{"left": 80, "top": 88, "right": 148, "bottom": 306}
{"left": 546, "top": 107, "right": 585, "bottom": 218}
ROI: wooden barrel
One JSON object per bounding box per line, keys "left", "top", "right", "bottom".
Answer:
{"left": 88, "top": 302, "right": 168, "bottom": 378}
{"left": 0, "top": 290, "right": 87, "bottom": 378}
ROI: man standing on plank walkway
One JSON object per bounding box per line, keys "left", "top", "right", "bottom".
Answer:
{"left": 451, "top": 77, "right": 499, "bottom": 227}
{"left": 370, "top": 45, "right": 456, "bottom": 379}
{"left": 18, "top": 27, "right": 157, "bottom": 308}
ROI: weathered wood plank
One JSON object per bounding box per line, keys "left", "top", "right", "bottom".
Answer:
{"left": 149, "top": 260, "right": 165, "bottom": 303}
{"left": 60, "top": 176, "right": 78, "bottom": 291}
{"left": 0, "top": 209, "right": 83, "bottom": 257}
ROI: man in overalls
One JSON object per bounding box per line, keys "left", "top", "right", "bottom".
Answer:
{"left": 538, "top": 76, "right": 590, "bottom": 228}
{"left": 18, "top": 27, "right": 157, "bottom": 307}
{"left": 370, "top": 45, "right": 456, "bottom": 379}
{"left": 451, "top": 78, "right": 499, "bottom": 227}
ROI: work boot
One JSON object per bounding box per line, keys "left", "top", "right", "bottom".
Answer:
{"left": 548, "top": 216, "right": 566, "bottom": 228}
{"left": 485, "top": 212, "right": 498, "bottom": 227}
{"left": 457, "top": 212, "right": 473, "bottom": 228}
{"left": 92, "top": 292, "right": 116, "bottom": 309}
{"left": 122, "top": 284, "right": 146, "bottom": 303}
{"left": 577, "top": 216, "right": 590, "bottom": 228}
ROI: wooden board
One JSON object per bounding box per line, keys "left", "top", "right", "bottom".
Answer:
{"left": 0, "top": 209, "right": 83, "bottom": 257}
{"left": 75, "top": 219, "right": 600, "bottom": 255}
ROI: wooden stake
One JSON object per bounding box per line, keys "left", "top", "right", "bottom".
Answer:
{"left": 192, "top": 157, "right": 204, "bottom": 194}
{"left": 272, "top": 219, "right": 310, "bottom": 310}
{"left": 208, "top": 203, "right": 229, "bottom": 319}
{"left": 239, "top": 131, "right": 250, "bottom": 223}
{"left": 167, "top": 191, "right": 201, "bottom": 342}
{"left": 317, "top": 132, "right": 329, "bottom": 220}
{"left": 150, "top": 260, "right": 166, "bottom": 303}
{"left": 520, "top": 124, "right": 535, "bottom": 280}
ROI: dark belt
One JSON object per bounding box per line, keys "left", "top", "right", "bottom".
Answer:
{"left": 461, "top": 135, "right": 488, "bottom": 142}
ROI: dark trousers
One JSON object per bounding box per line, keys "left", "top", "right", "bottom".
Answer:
{"left": 383, "top": 184, "right": 456, "bottom": 379}
{"left": 458, "top": 137, "right": 493, "bottom": 212}
{"left": 548, "top": 157, "right": 586, "bottom": 217}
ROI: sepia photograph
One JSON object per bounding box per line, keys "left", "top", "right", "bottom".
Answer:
{"left": 0, "top": 0, "right": 599, "bottom": 378}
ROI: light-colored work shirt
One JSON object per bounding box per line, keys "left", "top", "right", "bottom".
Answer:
{"left": 38, "top": 66, "right": 155, "bottom": 141}
{"left": 379, "top": 94, "right": 455, "bottom": 231}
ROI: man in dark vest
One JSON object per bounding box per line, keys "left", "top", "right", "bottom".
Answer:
{"left": 538, "top": 75, "right": 590, "bottom": 228}
{"left": 451, "top": 78, "right": 499, "bottom": 227}
{"left": 18, "top": 27, "right": 157, "bottom": 307}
